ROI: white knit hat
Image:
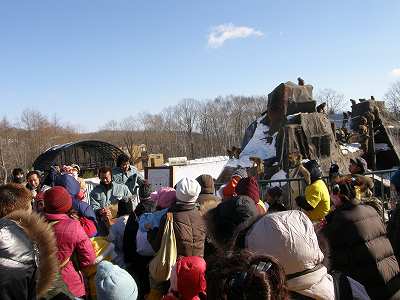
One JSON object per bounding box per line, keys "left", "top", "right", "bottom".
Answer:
{"left": 175, "top": 177, "right": 201, "bottom": 205}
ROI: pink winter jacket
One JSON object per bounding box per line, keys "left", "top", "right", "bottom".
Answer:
{"left": 46, "top": 213, "right": 96, "bottom": 297}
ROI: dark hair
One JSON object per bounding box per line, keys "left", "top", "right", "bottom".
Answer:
{"left": 26, "top": 170, "right": 41, "bottom": 180}
{"left": 117, "top": 197, "right": 134, "bottom": 217}
{"left": 12, "top": 168, "right": 24, "bottom": 177}
{"left": 116, "top": 154, "right": 130, "bottom": 167}
{"left": 266, "top": 186, "right": 282, "bottom": 199}
{"left": 206, "top": 250, "right": 289, "bottom": 300}
{"left": 98, "top": 167, "right": 112, "bottom": 177}
{"left": 0, "top": 183, "right": 32, "bottom": 218}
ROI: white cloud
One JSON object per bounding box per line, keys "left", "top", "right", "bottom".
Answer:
{"left": 390, "top": 68, "right": 400, "bottom": 77}
{"left": 207, "top": 23, "right": 263, "bottom": 48}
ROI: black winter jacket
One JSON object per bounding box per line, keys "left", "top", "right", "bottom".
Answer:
{"left": 323, "top": 201, "right": 400, "bottom": 300}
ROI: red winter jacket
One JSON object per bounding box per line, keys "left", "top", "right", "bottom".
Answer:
{"left": 46, "top": 213, "right": 96, "bottom": 297}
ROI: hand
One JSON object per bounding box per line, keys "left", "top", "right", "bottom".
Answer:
{"left": 144, "top": 223, "right": 153, "bottom": 231}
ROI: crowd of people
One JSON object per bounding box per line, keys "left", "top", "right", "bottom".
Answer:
{"left": 1, "top": 153, "right": 400, "bottom": 300}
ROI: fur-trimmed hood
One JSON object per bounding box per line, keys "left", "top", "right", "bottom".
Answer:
{"left": 5, "top": 210, "right": 58, "bottom": 298}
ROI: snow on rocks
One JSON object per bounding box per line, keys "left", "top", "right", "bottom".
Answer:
{"left": 235, "top": 116, "right": 278, "bottom": 167}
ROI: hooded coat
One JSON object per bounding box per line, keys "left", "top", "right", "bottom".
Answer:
{"left": 0, "top": 210, "right": 59, "bottom": 300}
{"left": 322, "top": 201, "right": 400, "bottom": 300}
{"left": 245, "top": 210, "right": 335, "bottom": 299}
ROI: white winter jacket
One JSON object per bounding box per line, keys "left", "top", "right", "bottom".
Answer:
{"left": 245, "top": 210, "right": 335, "bottom": 299}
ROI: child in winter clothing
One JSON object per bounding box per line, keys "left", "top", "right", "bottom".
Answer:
{"left": 222, "top": 168, "right": 247, "bottom": 200}
{"left": 163, "top": 256, "right": 207, "bottom": 300}
{"left": 206, "top": 250, "right": 288, "bottom": 300}
{"left": 96, "top": 260, "right": 138, "bottom": 300}
{"left": 43, "top": 186, "right": 96, "bottom": 298}
{"left": 108, "top": 196, "right": 134, "bottom": 267}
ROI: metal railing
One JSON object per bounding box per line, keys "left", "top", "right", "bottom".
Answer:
{"left": 217, "top": 168, "right": 398, "bottom": 210}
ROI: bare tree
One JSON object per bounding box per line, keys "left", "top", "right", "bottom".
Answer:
{"left": 384, "top": 81, "right": 400, "bottom": 118}
{"left": 315, "top": 88, "right": 346, "bottom": 114}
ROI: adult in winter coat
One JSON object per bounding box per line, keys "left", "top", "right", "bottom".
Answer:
{"left": 44, "top": 186, "right": 96, "bottom": 298}
{"left": 90, "top": 167, "right": 132, "bottom": 235}
{"left": 296, "top": 160, "right": 330, "bottom": 222}
{"left": 112, "top": 154, "right": 144, "bottom": 194}
{"left": 149, "top": 177, "right": 206, "bottom": 257}
{"left": 0, "top": 183, "right": 59, "bottom": 300}
{"left": 322, "top": 183, "right": 400, "bottom": 300}
{"left": 123, "top": 183, "right": 159, "bottom": 298}
{"left": 195, "top": 174, "right": 220, "bottom": 216}
{"left": 246, "top": 210, "right": 371, "bottom": 300}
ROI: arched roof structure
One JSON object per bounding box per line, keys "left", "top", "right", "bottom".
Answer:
{"left": 33, "top": 140, "right": 124, "bottom": 172}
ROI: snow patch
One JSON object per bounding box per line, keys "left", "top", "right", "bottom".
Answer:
{"left": 269, "top": 169, "right": 287, "bottom": 187}
{"left": 340, "top": 143, "right": 361, "bottom": 154}
{"left": 236, "top": 117, "right": 277, "bottom": 167}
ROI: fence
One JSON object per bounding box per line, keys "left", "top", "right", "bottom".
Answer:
{"left": 217, "top": 168, "right": 398, "bottom": 210}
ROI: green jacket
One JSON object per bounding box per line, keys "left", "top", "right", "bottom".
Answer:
{"left": 89, "top": 182, "right": 132, "bottom": 211}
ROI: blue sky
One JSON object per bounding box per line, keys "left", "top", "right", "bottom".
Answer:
{"left": 1, "top": 0, "right": 399, "bottom": 131}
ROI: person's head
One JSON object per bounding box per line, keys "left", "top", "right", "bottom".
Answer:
{"left": 206, "top": 250, "right": 288, "bottom": 300}
{"left": 206, "top": 195, "right": 258, "bottom": 249}
{"left": 12, "top": 168, "right": 25, "bottom": 184}
{"left": 151, "top": 187, "right": 176, "bottom": 209}
{"left": 117, "top": 154, "right": 131, "bottom": 173}
{"left": 0, "top": 183, "right": 32, "bottom": 218}
{"left": 303, "top": 160, "right": 322, "bottom": 183}
{"left": 349, "top": 158, "right": 367, "bottom": 175}
{"left": 337, "top": 183, "right": 357, "bottom": 204}
{"left": 170, "top": 256, "right": 207, "bottom": 300}
{"left": 196, "top": 174, "right": 215, "bottom": 194}
{"left": 96, "top": 261, "right": 138, "bottom": 300}
{"left": 117, "top": 197, "right": 134, "bottom": 217}
{"left": 98, "top": 167, "right": 113, "bottom": 186}
{"left": 265, "top": 186, "right": 282, "bottom": 204}
{"left": 54, "top": 174, "right": 80, "bottom": 198}
{"left": 232, "top": 168, "right": 248, "bottom": 180}
{"left": 26, "top": 170, "right": 41, "bottom": 189}
{"left": 175, "top": 177, "right": 201, "bottom": 207}
{"left": 43, "top": 186, "right": 72, "bottom": 214}
{"left": 71, "top": 164, "right": 80, "bottom": 179}
{"left": 246, "top": 211, "right": 325, "bottom": 277}
{"left": 139, "top": 180, "right": 153, "bottom": 201}
{"left": 236, "top": 177, "right": 260, "bottom": 204}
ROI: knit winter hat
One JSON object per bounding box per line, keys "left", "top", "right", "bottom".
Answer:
{"left": 175, "top": 177, "right": 201, "bottom": 205}
{"left": 43, "top": 186, "right": 72, "bottom": 214}
{"left": 235, "top": 177, "right": 260, "bottom": 204}
{"left": 150, "top": 187, "right": 176, "bottom": 209}
{"left": 232, "top": 168, "right": 248, "bottom": 179}
{"left": 139, "top": 181, "right": 153, "bottom": 200}
{"left": 170, "top": 256, "right": 207, "bottom": 300}
{"left": 96, "top": 261, "right": 138, "bottom": 300}
{"left": 196, "top": 174, "right": 215, "bottom": 194}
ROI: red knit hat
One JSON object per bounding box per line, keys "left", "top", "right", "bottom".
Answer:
{"left": 176, "top": 256, "right": 206, "bottom": 300}
{"left": 44, "top": 186, "right": 72, "bottom": 214}
{"left": 235, "top": 176, "right": 260, "bottom": 204}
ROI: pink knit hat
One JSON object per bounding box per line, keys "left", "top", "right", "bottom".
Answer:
{"left": 150, "top": 187, "right": 176, "bottom": 209}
